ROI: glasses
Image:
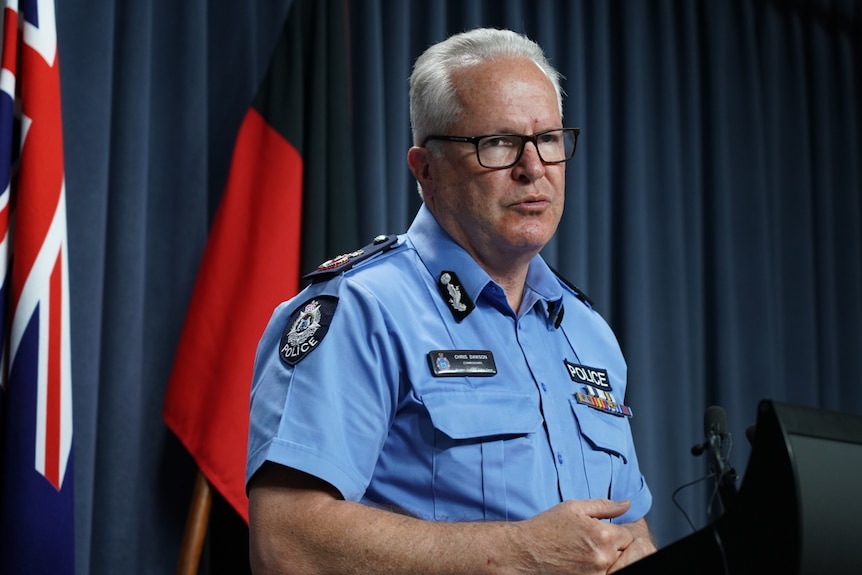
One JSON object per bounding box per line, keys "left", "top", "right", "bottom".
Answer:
{"left": 423, "top": 128, "right": 579, "bottom": 169}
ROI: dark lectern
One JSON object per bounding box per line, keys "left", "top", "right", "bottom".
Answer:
{"left": 619, "top": 399, "right": 862, "bottom": 574}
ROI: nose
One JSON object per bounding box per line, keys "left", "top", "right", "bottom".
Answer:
{"left": 513, "top": 141, "right": 545, "bottom": 181}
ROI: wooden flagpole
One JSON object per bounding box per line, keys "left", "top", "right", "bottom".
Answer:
{"left": 175, "top": 470, "right": 214, "bottom": 575}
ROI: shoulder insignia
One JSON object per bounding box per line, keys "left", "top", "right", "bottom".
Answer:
{"left": 280, "top": 296, "right": 338, "bottom": 365}
{"left": 550, "top": 266, "right": 594, "bottom": 308}
{"left": 303, "top": 234, "right": 398, "bottom": 283}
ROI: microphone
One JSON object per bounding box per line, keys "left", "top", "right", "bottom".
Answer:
{"left": 546, "top": 301, "right": 564, "bottom": 329}
{"left": 691, "top": 405, "right": 738, "bottom": 512}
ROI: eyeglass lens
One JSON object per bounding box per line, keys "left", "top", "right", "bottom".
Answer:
{"left": 477, "top": 129, "right": 575, "bottom": 168}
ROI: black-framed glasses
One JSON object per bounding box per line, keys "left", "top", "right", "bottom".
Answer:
{"left": 423, "top": 128, "right": 579, "bottom": 169}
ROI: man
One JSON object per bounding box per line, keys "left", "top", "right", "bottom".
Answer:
{"left": 247, "top": 28, "right": 656, "bottom": 574}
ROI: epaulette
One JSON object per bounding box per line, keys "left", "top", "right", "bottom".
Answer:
{"left": 550, "top": 266, "right": 594, "bottom": 308}
{"left": 303, "top": 234, "right": 398, "bottom": 283}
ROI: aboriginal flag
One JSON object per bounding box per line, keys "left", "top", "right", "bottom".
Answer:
{"left": 0, "top": 0, "right": 75, "bottom": 573}
{"left": 163, "top": 0, "right": 356, "bottom": 522}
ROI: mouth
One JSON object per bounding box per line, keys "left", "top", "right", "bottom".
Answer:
{"left": 510, "top": 196, "right": 551, "bottom": 211}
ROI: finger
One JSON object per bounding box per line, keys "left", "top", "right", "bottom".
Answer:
{"left": 607, "top": 535, "right": 656, "bottom": 573}
{"left": 579, "top": 498, "right": 631, "bottom": 521}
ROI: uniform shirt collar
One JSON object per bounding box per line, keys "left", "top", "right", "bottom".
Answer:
{"left": 406, "top": 204, "right": 564, "bottom": 317}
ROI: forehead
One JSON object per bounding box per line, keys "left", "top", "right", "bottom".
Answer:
{"left": 449, "top": 56, "right": 561, "bottom": 132}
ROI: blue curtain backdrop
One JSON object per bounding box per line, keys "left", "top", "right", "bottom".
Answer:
{"left": 48, "top": 0, "right": 860, "bottom": 572}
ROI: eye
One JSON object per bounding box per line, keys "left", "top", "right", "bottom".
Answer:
{"left": 479, "top": 135, "right": 519, "bottom": 150}
{"left": 537, "top": 131, "right": 562, "bottom": 145}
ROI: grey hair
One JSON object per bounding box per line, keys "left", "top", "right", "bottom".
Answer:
{"left": 409, "top": 28, "right": 564, "bottom": 146}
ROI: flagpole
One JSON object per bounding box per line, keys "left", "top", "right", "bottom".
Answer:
{"left": 176, "top": 470, "right": 213, "bottom": 575}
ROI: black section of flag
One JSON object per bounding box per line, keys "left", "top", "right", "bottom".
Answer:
{"left": 252, "top": 0, "right": 358, "bottom": 278}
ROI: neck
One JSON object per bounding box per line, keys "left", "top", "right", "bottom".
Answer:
{"left": 486, "top": 264, "right": 531, "bottom": 313}
{"left": 460, "top": 244, "right": 536, "bottom": 314}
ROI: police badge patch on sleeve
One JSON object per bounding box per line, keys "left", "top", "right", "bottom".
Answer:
{"left": 279, "top": 296, "right": 338, "bottom": 366}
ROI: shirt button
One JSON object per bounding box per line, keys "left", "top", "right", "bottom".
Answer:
{"left": 540, "top": 382, "right": 548, "bottom": 392}
{"left": 557, "top": 452, "right": 564, "bottom": 464}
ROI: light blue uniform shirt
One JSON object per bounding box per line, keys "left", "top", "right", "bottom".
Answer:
{"left": 247, "top": 204, "right": 651, "bottom": 523}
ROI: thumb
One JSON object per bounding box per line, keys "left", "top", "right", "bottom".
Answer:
{"left": 579, "top": 498, "right": 631, "bottom": 521}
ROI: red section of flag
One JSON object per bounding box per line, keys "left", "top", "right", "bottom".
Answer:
{"left": 163, "top": 107, "right": 303, "bottom": 522}
{"left": 46, "top": 249, "right": 62, "bottom": 487}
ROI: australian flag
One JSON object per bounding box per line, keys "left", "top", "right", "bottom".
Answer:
{"left": 0, "top": 0, "right": 75, "bottom": 573}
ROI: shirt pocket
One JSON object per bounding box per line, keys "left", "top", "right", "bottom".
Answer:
{"left": 421, "top": 390, "right": 543, "bottom": 521}
{"left": 569, "top": 400, "right": 629, "bottom": 499}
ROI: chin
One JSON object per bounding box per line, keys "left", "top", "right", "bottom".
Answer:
{"left": 504, "top": 235, "right": 553, "bottom": 255}
{"left": 508, "top": 223, "right": 557, "bottom": 248}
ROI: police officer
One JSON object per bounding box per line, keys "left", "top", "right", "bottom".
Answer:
{"left": 247, "top": 28, "right": 656, "bottom": 575}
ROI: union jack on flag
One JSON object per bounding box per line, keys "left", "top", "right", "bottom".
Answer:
{"left": 0, "top": 0, "right": 75, "bottom": 572}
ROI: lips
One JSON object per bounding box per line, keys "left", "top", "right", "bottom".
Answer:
{"left": 510, "top": 195, "right": 551, "bottom": 210}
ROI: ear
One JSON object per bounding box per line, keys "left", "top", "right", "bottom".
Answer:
{"left": 407, "top": 146, "right": 434, "bottom": 200}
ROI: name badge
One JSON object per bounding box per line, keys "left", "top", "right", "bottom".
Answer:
{"left": 427, "top": 350, "right": 497, "bottom": 377}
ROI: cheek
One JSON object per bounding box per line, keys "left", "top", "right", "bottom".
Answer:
{"left": 548, "top": 168, "right": 567, "bottom": 193}
{"left": 446, "top": 176, "right": 495, "bottom": 212}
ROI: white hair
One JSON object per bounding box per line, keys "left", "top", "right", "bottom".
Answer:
{"left": 409, "top": 28, "right": 564, "bottom": 146}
